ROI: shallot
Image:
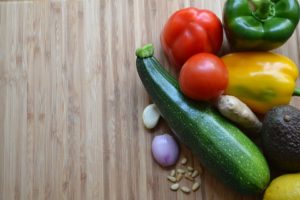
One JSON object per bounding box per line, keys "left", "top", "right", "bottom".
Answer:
{"left": 152, "top": 134, "right": 179, "bottom": 167}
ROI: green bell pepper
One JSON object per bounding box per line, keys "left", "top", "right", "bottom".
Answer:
{"left": 223, "top": 0, "right": 300, "bottom": 51}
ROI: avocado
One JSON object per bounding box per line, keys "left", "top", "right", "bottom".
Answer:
{"left": 261, "top": 105, "right": 300, "bottom": 171}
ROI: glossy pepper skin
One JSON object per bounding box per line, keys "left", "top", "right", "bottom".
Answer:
{"left": 161, "top": 8, "right": 223, "bottom": 70}
{"left": 223, "top": 0, "right": 300, "bottom": 51}
{"left": 222, "top": 52, "right": 299, "bottom": 114}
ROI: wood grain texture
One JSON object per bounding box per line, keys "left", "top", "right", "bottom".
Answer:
{"left": 0, "top": 0, "right": 299, "bottom": 199}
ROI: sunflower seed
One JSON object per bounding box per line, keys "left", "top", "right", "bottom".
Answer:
{"left": 192, "top": 182, "right": 201, "bottom": 191}
{"left": 185, "top": 171, "right": 192, "bottom": 176}
{"left": 167, "top": 176, "right": 177, "bottom": 183}
{"left": 177, "top": 168, "right": 186, "bottom": 174}
{"left": 184, "top": 174, "right": 194, "bottom": 182}
{"left": 170, "top": 183, "right": 180, "bottom": 191}
{"left": 187, "top": 166, "right": 194, "bottom": 172}
{"left": 181, "top": 186, "right": 191, "bottom": 193}
{"left": 176, "top": 173, "right": 183, "bottom": 181}
{"left": 191, "top": 170, "right": 199, "bottom": 178}
{"left": 181, "top": 157, "right": 188, "bottom": 165}
{"left": 170, "top": 170, "right": 176, "bottom": 177}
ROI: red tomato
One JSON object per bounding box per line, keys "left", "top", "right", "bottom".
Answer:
{"left": 161, "top": 7, "right": 223, "bottom": 70}
{"left": 179, "top": 53, "right": 228, "bottom": 100}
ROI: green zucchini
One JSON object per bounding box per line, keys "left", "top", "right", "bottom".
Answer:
{"left": 136, "top": 44, "right": 270, "bottom": 195}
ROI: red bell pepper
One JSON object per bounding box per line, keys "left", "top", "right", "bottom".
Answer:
{"left": 161, "top": 7, "right": 223, "bottom": 70}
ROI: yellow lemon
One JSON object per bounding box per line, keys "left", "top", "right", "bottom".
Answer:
{"left": 263, "top": 173, "right": 300, "bottom": 200}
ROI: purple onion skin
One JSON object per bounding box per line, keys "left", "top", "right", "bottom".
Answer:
{"left": 152, "top": 134, "right": 179, "bottom": 167}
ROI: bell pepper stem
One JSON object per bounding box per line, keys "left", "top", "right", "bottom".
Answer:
{"left": 293, "top": 88, "right": 300, "bottom": 96}
{"left": 249, "top": 0, "right": 274, "bottom": 20}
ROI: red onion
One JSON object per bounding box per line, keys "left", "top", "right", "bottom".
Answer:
{"left": 152, "top": 134, "right": 179, "bottom": 167}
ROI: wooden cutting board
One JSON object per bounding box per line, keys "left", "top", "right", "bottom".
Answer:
{"left": 1, "top": 0, "right": 299, "bottom": 199}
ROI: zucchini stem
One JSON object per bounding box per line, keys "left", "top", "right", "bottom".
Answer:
{"left": 135, "top": 44, "right": 154, "bottom": 58}
{"left": 293, "top": 88, "right": 300, "bottom": 96}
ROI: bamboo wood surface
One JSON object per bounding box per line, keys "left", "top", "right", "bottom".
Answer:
{"left": 0, "top": 0, "right": 300, "bottom": 200}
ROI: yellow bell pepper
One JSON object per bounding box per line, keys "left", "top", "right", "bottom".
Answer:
{"left": 221, "top": 52, "right": 300, "bottom": 114}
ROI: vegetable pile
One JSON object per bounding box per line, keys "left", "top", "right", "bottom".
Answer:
{"left": 136, "top": 0, "right": 300, "bottom": 198}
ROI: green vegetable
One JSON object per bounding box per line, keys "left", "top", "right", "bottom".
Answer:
{"left": 136, "top": 44, "right": 270, "bottom": 194}
{"left": 223, "top": 0, "right": 300, "bottom": 51}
